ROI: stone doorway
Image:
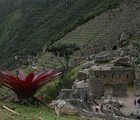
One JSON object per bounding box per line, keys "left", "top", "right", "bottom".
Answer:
{"left": 104, "top": 85, "right": 113, "bottom": 97}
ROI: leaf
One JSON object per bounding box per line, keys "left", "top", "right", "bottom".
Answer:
{"left": 0, "top": 68, "right": 60, "bottom": 99}
{"left": 17, "top": 68, "right": 26, "bottom": 80}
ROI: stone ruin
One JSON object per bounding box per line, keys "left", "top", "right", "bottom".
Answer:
{"left": 57, "top": 89, "right": 77, "bottom": 100}
{"left": 89, "top": 70, "right": 104, "bottom": 99}
{"left": 51, "top": 62, "right": 139, "bottom": 120}
{"left": 77, "top": 71, "right": 87, "bottom": 81}
{"left": 134, "top": 67, "right": 140, "bottom": 96}
{"left": 112, "top": 83, "right": 128, "bottom": 97}
{"left": 134, "top": 80, "right": 140, "bottom": 96}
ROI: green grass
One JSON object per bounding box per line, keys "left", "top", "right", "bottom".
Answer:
{"left": 0, "top": 102, "right": 78, "bottom": 120}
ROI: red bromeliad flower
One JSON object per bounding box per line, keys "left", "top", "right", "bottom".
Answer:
{"left": 0, "top": 68, "right": 61, "bottom": 100}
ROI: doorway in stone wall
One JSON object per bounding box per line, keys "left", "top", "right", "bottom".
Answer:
{"left": 104, "top": 84, "right": 113, "bottom": 97}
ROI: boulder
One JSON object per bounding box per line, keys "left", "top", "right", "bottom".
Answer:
{"left": 57, "top": 89, "right": 78, "bottom": 100}
{"left": 74, "top": 80, "right": 89, "bottom": 89}
{"left": 103, "top": 99, "right": 124, "bottom": 107}
{"left": 118, "top": 32, "right": 129, "bottom": 47}
{"left": 127, "top": 45, "right": 139, "bottom": 57}
{"left": 78, "top": 71, "right": 88, "bottom": 80}
{"left": 82, "top": 63, "right": 92, "bottom": 69}
{"left": 114, "top": 57, "right": 132, "bottom": 67}
{"left": 102, "top": 104, "right": 125, "bottom": 117}
{"left": 49, "top": 100, "right": 79, "bottom": 116}
{"left": 49, "top": 100, "right": 93, "bottom": 116}
{"left": 65, "top": 99, "right": 89, "bottom": 111}
{"left": 95, "top": 51, "right": 111, "bottom": 63}
{"left": 129, "top": 111, "right": 140, "bottom": 119}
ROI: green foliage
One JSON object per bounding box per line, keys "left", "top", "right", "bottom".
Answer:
{"left": 0, "top": 0, "right": 121, "bottom": 69}
{"left": 48, "top": 43, "right": 80, "bottom": 61}
{"left": 0, "top": 68, "right": 60, "bottom": 100}
{"left": 47, "top": 43, "right": 80, "bottom": 72}
{"left": 42, "top": 66, "right": 81, "bottom": 102}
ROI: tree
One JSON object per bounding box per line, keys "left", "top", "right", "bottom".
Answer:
{"left": 47, "top": 43, "right": 80, "bottom": 73}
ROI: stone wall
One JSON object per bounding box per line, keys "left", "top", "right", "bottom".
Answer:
{"left": 89, "top": 71, "right": 104, "bottom": 99}
{"left": 112, "top": 83, "right": 128, "bottom": 97}
{"left": 134, "top": 67, "right": 140, "bottom": 96}
{"left": 94, "top": 69, "right": 135, "bottom": 84}
{"left": 78, "top": 71, "right": 88, "bottom": 80}
{"left": 57, "top": 89, "right": 78, "bottom": 100}
{"left": 134, "top": 80, "right": 140, "bottom": 96}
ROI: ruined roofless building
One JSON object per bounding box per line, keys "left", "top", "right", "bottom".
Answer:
{"left": 94, "top": 68, "right": 135, "bottom": 84}
{"left": 89, "top": 67, "right": 135, "bottom": 97}
{"left": 89, "top": 70, "right": 104, "bottom": 98}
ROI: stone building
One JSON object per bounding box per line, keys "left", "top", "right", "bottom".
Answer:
{"left": 88, "top": 66, "right": 135, "bottom": 97}
{"left": 94, "top": 68, "right": 135, "bottom": 84}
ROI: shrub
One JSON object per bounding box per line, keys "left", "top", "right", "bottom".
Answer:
{"left": 0, "top": 68, "right": 61, "bottom": 100}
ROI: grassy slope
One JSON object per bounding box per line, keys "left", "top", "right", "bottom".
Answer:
{"left": 0, "top": 0, "right": 121, "bottom": 69}
{"left": 0, "top": 102, "right": 78, "bottom": 120}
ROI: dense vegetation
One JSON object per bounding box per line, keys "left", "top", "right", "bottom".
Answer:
{"left": 0, "top": 0, "right": 121, "bottom": 69}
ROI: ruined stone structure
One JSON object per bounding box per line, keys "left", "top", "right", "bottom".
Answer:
{"left": 94, "top": 68, "right": 135, "bottom": 84}
{"left": 134, "top": 80, "right": 140, "bottom": 96}
{"left": 112, "top": 83, "right": 128, "bottom": 96}
{"left": 78, "top": 71, "right": 88, "bottom": 80}
{"left": 134, "top": 67, "right": 140, "bottom": 96}
{"left": 89, "top": 70, "right": 104, "bottom": 99}
{"left": 57, "top": 89, "right": 78, "bottom": 100}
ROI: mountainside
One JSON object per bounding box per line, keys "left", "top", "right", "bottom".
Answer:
{"left": 0, "top": 0, "right": 121, "bottom": 69}
{"left": 38, "top": 0, "right": 140, "bottom": 69}
{"left": 58, "top": 0, "right": 140, "bottom": 53}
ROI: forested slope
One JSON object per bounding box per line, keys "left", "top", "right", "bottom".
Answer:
{"left": 0, "top": 0, "right": 121, "bottom": 68}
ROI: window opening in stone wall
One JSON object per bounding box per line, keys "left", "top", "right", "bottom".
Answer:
{"left": 112, "top": 74, "right": 114, "bottom": 78}
{"left": 104, "top": 74, "right": 106, "bottom": 78}
{"left": 96, "top": 75, "right": 99, "bottom": 78}
{"left": 119, "top": 74, "right": 121, "bottom": 78}
{"left": 126, "top": 74, "right": 129, "bottom": 78}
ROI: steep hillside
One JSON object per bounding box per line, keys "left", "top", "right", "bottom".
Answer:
{"left": 38, "top": 0, "right": 140, "bottom": 69}
{"left": 58, "top": 0, "right": 140, "bottom": 54}
{"left": 0, "top": 0, "right": 121, "bottom": 69}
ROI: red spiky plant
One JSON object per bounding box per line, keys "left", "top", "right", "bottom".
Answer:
{"left": 0, "top": 68, "right": 61, "bottom": 100}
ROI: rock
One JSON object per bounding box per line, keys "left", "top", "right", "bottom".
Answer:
{"left": 127, "top": 45, "right": 139, "bottom": 57}
{"left": 82, "top": 63, "right": 91, "bottom": 69}
{"left": 49, "top": 100, "right": 79, "bottom": 116}
{"left": 57, "top": 89, "right": 78, "bottom": 100}
{"left": 103, "top": 104, "right": 126, "bottom": 117}
{"left": 95, "top": 51, "right": 111, "bottom": 63}
{"left": 78, "top": 71, "right": 88, "bottom": 80}
{"left": 103, "top": 99, "right": 124, "bottom": 107}
{"left": 129, "top": 111, "right": 140, "bottom": 119}
{"left": 117, "top": 48, "right": 127, "bottom": 57}
{"left": 65, "top": 99, "right": 89, "bottom": 111}
{"left": 118, "top": 32, "right": 129, "bottom": 47}
{"left": 74, "top": 80, "right": 89, "bottom": 89}
{"left": 49, "top": 99, "right": 91, "bottom": 117}
{"left": 114, "top": 57, "right": 132, "bottom": 67}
